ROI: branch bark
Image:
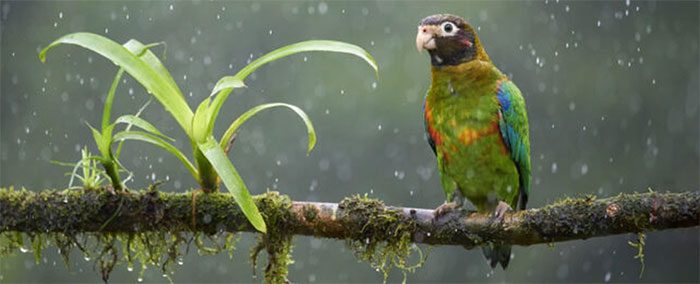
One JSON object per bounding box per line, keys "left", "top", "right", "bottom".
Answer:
{"left": 0, "top": 188, "right": 697, "bottom": 247}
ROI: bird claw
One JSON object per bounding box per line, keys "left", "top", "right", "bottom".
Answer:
{"left": 434, "top": 202, "right": 459, "bottom": 219}
{"left": 492, "top": 201, "right": 512, "bottom": 223}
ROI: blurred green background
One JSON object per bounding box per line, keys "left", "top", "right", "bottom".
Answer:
{"left": 1, "top": 1, "right": 698, "bottom": 283}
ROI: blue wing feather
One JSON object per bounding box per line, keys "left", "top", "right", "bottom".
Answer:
{"left": 496, "top": 80, "right": 531, "bottom": 210}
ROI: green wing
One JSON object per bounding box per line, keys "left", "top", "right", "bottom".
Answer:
{"left": 437, "top": 151, "right": 458, "bottom": 202}
{"left": 496, "top": 80, "right": 531, "bottom": 209}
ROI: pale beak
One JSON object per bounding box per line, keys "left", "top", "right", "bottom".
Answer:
{"left": 416, "top": 25, "right": 438, "bottom": 52}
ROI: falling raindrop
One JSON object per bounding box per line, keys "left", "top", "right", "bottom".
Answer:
{"left": 309, "top": 179, "right": 318, "bottom": 191}
{"left": 318, "top": 2, "right": 328, "bottom": 15}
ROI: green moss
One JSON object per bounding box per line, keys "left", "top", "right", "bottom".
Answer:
{"left": 521, "top": 194, "right": 604, "bottom": 239}
{"left": 1, "top": 188, "right": 432, "bottom": 283}
{"left": 30, "top": 233, "right": 45, "bottom": 264}
{"left": 628, "top": 232, "right": 646, "bottom": 279}
{"left": 0, "top": 187, "right": 240, "bottom": 283}
{"left": 302, "top": 204, "right": 318, "bottom": 222}
{"left": 0, "top": 232, "right": 24, "bottom": 256}
{"left": 1, "top": 230, "right": 240, "bottom": 282}
{"left": 339, "top": 194, "right": 426, "bottom": 283}
{"left": 250, "top": 191, "right": 295, "bottom": 284}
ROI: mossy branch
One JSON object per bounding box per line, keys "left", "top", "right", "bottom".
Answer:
{"left": 1, "top": 188, "right": 697, "bottom": 247}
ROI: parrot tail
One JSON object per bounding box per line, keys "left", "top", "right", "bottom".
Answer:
{"left": 481, "top": 244, "right": 511, "bottom": 269}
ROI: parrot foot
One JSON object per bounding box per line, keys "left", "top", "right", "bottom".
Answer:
{"left": 434, "top": 202, "right": 459, "bottom": 219}
{"left": 492, "top": 201, "right": 512, "bottom": 223}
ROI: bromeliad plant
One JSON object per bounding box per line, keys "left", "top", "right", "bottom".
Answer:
{"left": 40, "top": 33, "right": 377, "bottom": 232}
{"left": 90, "top": 50, "right": 167, "bottom": 192}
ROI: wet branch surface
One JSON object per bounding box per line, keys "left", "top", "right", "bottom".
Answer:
{"left": 1, "top": 188, "right": 697, "bottom": 247}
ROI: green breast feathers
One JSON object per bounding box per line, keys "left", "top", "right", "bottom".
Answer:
{"left": 424, "top": 61, "right": 530, "bottom": 212}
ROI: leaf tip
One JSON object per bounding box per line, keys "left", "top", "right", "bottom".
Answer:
{"left": 255, "top": 221, "right": 267, "bottom": 233}
{"left": 306, "top": 136, "right": 316, "bottom": 156}
{"left": 38, "top": 50, "right": 48, "bottom": 63}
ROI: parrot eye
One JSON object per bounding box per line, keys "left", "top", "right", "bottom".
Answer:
{"left": 441, "top": 21, "right": 458, "bottom": 36}
{"left": 443, "top": 23, "right": 453, "bottom": 32}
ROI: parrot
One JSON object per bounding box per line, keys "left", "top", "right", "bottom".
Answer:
{"left": 416, "top": 14, "right": 531, "bottom": 269}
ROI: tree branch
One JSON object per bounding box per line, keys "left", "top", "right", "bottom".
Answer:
{"left": 1, "top": 188, "right": 697, "bottom": 247}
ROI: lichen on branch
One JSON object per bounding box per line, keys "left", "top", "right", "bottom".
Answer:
{"left": 0, "top": 187, "right": 698, "bottom": 283}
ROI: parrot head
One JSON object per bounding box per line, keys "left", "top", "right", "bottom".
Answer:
{"left": 416, "top": 14, "right": 487, "bottom": 66}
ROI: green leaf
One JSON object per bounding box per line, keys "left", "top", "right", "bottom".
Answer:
{"left": 67, "top": 154, "right": 104, "bottom": 188}
{"left": 205, "top": 77, "right": 245, "bottom": 137}
{"left": 101, "top": 124, "right": 115, "bottom": 156}
{"left": 212, "top": 40, "right": 378, "bottom": 95}
{"left": 206, "top": 40, "right": 377, "bottom": 136}
{"left": 197, "top": 137, "right": 266, "bottom": 233}
{"left": 89, "top": 126, "right": 104, "bottom": 154}
{"left": 221, "top": 103, "right": 316, "bottom": 155}
{"left": 114, "top": 115, "right": 172, "bottom": 141}
{"left": 209, "top": 77, "right": 246, "bottom": 96}
{"left": 115, "top": 99, "right": 152, "bottom": 159}
{"left": 40, "top": 32, "right": 193, "bottom": 131}
{"left": 102, "top": 68, "right": 125, "bottom": 130}
{"left": 127, "top": 41, "right": 165, "bottom": 57}
{"left": 88, "top": 124, "right": 112, "bottom": 159}
{"left": 192, "top": 98, "right": 213, "bottom": 143}
{"left": 122, "top": 40, "right": 182, "bottom": 102}
{"left": 113, "top": 131, "right": 198, "bottom": 180}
